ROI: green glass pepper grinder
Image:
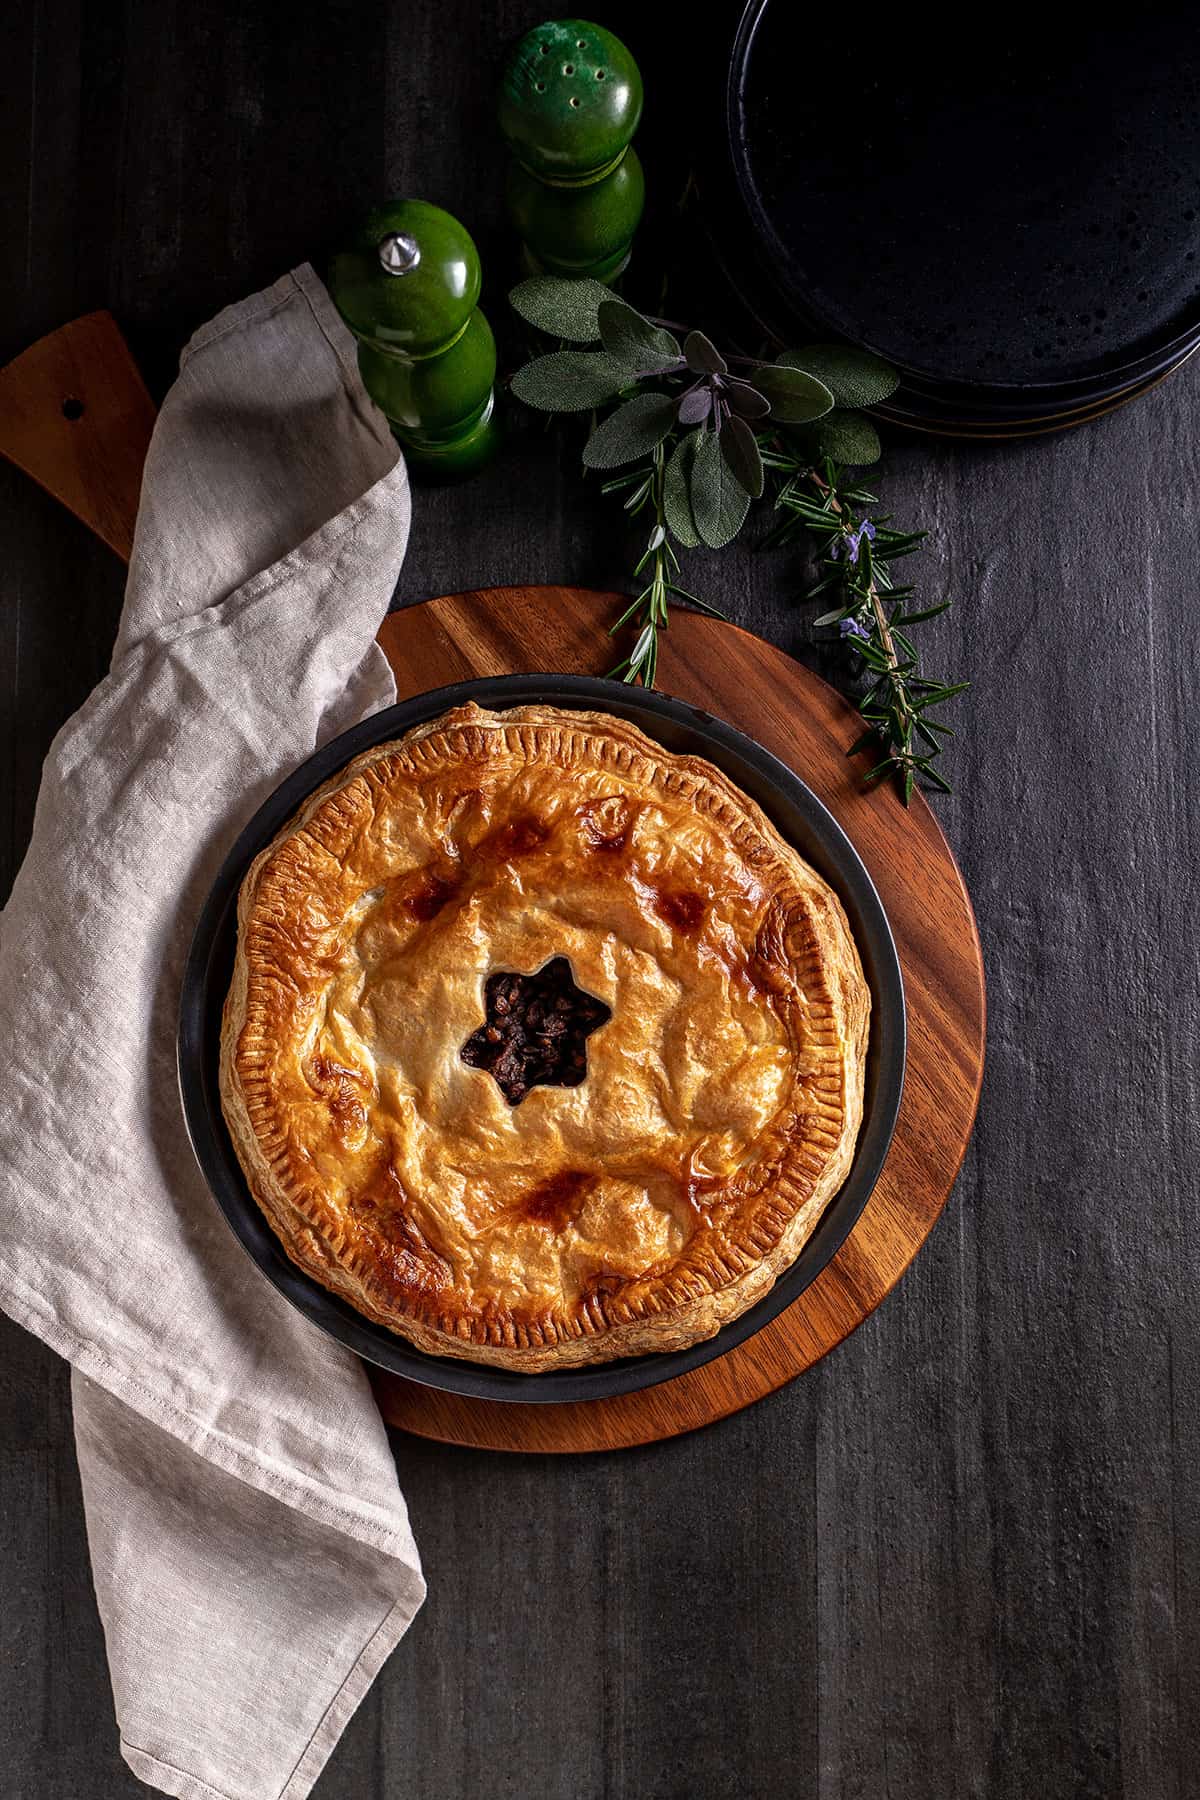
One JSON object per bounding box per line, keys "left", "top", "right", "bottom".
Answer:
{"left": 498, "top": 19, "right": 645, "bottom": 283}
{"left": 327, "top": 199, "right": 499, "bottom": 480}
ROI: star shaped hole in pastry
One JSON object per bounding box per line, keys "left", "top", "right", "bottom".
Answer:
{"left": 460, "top": 957, "right": 611, "bottom": 1107}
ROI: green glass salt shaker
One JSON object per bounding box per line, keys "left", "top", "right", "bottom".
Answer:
{"left": 498, "top": 19, "right": 644, "bottom": 283}
{"left": 327, "top": 199, "right": 499, "bottom": 480}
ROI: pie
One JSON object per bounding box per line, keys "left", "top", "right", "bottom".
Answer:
{"left": 219, "top": 703, "right": 870, "bottom": 1371}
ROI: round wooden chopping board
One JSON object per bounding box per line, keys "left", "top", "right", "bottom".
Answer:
{"left": 0, "top": 317, "right": 983, "bottom": 1451}
{"left": 368, "top": 585, "right": 985, "bottom": 1452}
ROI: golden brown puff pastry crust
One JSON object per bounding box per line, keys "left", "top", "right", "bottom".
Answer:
{"left": 219, "top": 703, "right": 870, "bottom": 1371}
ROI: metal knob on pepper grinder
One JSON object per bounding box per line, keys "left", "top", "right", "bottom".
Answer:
{"left": 327, "top": 199, "right": 500, "bottom": 480}
{"left": 498, "top": 19, "right": 645, "bottom": 283}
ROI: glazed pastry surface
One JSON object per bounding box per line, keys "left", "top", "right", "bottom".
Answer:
{"left": 220, "top": 703, "right": 870, "bottom": 1369}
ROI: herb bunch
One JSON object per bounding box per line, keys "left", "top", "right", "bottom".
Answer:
{"left": 507, "top": 276, "right": 967, "bottom": 802}
{"left": 762, "top": 450, "right": 967, "bottom": 801}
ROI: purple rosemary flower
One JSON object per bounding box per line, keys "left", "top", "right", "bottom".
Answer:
{"left": 843, "top": 517, "right": 877, "bottom": 566}
{"left": 840, "top": 615, "right": 871, "bottom": 644}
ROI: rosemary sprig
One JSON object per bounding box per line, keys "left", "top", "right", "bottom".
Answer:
{"left": 602, "top": 441, "right": 724, "bottom": 687}
{"left": 762, "top": 448, "right": 968, "bottom": 803}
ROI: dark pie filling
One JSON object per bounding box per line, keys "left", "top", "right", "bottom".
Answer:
{"left": 460, "top": 957, "right": 611, "bottom": 1106}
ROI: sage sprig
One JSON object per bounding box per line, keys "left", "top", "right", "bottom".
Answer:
{"left": 509, "top": 275, "right": 884, "bottom": 552}
{"left": 507, "top": 276, "right": 967, "bottom": 803}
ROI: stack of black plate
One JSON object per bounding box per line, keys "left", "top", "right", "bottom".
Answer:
{"left": 710, "top": 4, "right": 1200, "bottom": 437}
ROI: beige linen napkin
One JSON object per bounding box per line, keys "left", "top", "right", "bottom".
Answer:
{"left": 0, "top": 266, "right": 425, "bottom": 1799}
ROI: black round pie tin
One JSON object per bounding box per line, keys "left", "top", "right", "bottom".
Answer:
{"left": 178, "top": 675, "right": 906, "bottom": 1405}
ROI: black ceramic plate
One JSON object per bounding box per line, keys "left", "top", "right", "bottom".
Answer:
{"left": 720, "top": 2, "right": 1200, "bottom": 425}
{"left": 178, "top": 676, "right": 905, "bottom": 1405}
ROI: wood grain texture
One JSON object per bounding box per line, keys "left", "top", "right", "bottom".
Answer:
{"left": 0, "top": 312, "right": 154, "bottom": 561}
{"left": 369, "top": 588, "right": 984, "bottom": 1452}
{"left": 3, "top": 2, "right": 1200, "bottom": 1797}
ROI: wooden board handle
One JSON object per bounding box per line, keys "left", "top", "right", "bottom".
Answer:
{"left": 0, "top": 312, "right": 154, "bottom": 563}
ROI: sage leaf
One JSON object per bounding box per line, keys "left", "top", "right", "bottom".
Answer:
{"left": 508, "top": 276, "right": 611, "bottom": 342}
{"left": 810, "top": 408, "right": 882, "bottom": 464}
{"left": 721, "top": 413, "right": 764, "bottom": 499}
{"left": 725, "top": 379, "right": 771, "bottom": 420}
{"left": 777, "top": 345, "right": 899, "bottom": 408}
{"left": 689, "top": 428, "right": 750, "bottom": 548}
{"left": 683, "top": 330, "right": 727, "bottom": 376}
{"left": 677, "top": 386, "right": 713, "bottom": 426}
{"left": 749, "top": 364, "right": 833, "bottom": 423}
{"left": 663, "top": 433, "right": 700, "bottom": 548}
{"left": 510, "top": 351, "right": 632, "bottom": 412}
{"left": 582, "top": 393, "right": 678, "bottom": 469}
{"left": 597, "top": 298, "right": 681, "bottom": 371}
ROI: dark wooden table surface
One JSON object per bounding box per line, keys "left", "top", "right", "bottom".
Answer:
{"left": 4, "top": 6, "right": 1199, "bottom": 1798}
